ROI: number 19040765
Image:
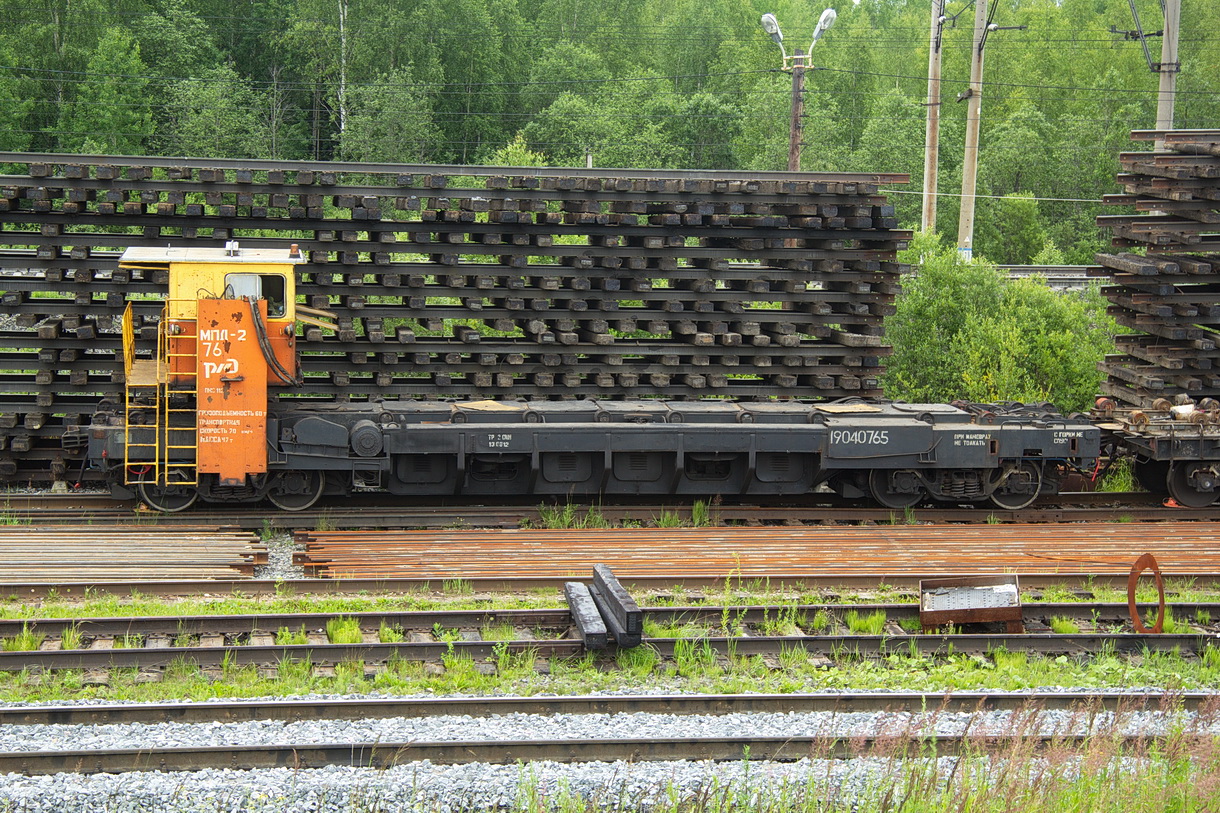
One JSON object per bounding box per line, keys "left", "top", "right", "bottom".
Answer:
{"left": 830, "top": 429, "right": 889, "bottom": 445}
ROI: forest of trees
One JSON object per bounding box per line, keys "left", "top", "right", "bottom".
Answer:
{"left": 0, "top": 0, "right": 1215, "bottom": 264}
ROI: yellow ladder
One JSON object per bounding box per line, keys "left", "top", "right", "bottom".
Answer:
{"left": 162, "top": 306, "right": 199, "bottom": 487}
{"left": 121, "top": 302, "right": 200, "bottom": 487}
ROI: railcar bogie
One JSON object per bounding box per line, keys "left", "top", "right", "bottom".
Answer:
{"left": 1095, "top": 396, "right": 1220, "bottom": 507}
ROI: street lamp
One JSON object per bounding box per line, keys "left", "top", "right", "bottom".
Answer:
{"left": 760, "top": 8, "right": 837, "bottom": 172}
{"left": 760, "top": 13, "right": 786, "bottom": 61}
{"left": 811, "top": 8, "right": 837, "bottom": 48}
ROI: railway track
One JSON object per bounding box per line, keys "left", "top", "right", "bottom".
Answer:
{"left": 5, "top": 732, "right": 1208, "bottom": 776}
{"left": 1, "top": 603, "right": 1215, "bottom": 675}
{"left": 0, "top": 632, "right": 1211, "bottom": 675}
{"left": 2, "top": 690, "right": 1208, "bottom": 725}
{"left": 0, "top": 490, "right": 1204, "bottom": 530}
{"left": 0, "top": 691, "right": 1212, "bottom": 775}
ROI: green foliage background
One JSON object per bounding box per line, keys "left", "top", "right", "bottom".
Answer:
{"left": 1, "top": 0, "right": 1215, "bottom": 264}
{"left": 0, "top": 0, "right": 1203, "bottom": 405}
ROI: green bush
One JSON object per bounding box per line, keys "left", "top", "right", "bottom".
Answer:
{"left": 886, "top": 232, "right": 1115, "bottom": 412}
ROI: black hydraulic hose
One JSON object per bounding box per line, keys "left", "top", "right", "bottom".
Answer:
{"left": 249, "top": 299, "right": 301, "bottom": 387}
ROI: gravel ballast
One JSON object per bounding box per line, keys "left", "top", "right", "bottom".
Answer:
{"left": 0, "top": 700, "right": 1211, "bottom": 811}
{"left": 0, "top": 757, "right": 927, "bottom": 812}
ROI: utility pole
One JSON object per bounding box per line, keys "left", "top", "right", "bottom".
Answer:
{"left": 788, "top": 49, "right": 807, "bottom": 172}
{"left": 1155, "top": 0, "right": 1181, "bottom": 149}
{"left": 337, "top": 0, "right": 349, "bottom": 134}
{"left": 956, "top": 0, "right": 988, "bottom": 260}
{"left": 921, "top": 0, "right": 945, "bottom": 233}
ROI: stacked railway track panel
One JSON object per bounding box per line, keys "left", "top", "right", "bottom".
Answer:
{"left": 0, "top": 153, "right": 910, "bottom": 482}
{"left": 1095, "top": 129, "right": 1220, "bottom": 406}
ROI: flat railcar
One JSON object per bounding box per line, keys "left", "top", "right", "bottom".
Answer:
{"left": 63, "top": 245, "right": 1128, "bottom": 512}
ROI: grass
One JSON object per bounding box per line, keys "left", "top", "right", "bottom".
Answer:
{"left": 535, "top": 502, "right": 612, "bottom": 529}
{"left": 441, "top": 578, "right": 473, "bottom": 595}
{"left": 172, "top": 631, "right": 197, "bottom": 648}
{"left": 654, "top": 500, "right": 715, "bottom": 528}
{"left": 325, "top": 617, "right": 363, "bottom": 645}
{"left": 480, "top": 622, "right": 516, "bottom": 642}
{"left": 653, "top": 508, "right": 687, "bottom": 528}
{"left": 1162, "top": 607, "right": 1182, "bottom": 634}
{"left": 1050, "top": 616, "right": 1081, "bottom": 634}
{"left": 275, "top": 625, "right": 308, "bottom": 645}
{"left": 378, "top": 621, "right": 405, "bottom": 643}
{"left": 672, "top": 637, "right": 719, "bottom": 677}
{"left": 643, "top": 617, "right": 711, "bottom": 639}
{"left": 2, "top": 623, "right": 43, "bottom": 651}
{"left": 1098, "top": 456, "right": 1138, "bottom": 492}
{"left": 59, "top": 624, "right": 82, "bottom": 650}
{"left": 534, "top": 500, "right": 716, "bottom": 529}
{"left": 844, "top": 609, "right": 888, "bottom": 635}
{"left": 756, "top": 605, "right": 806, "bottom": 636}
{"left": 489, "top": 725, "right": 1220, "bottom": 812}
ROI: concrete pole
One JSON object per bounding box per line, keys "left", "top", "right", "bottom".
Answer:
{"left": 956, "top": 0, "right": 988, "bottom": 259}
{"left": 1154, "top": 0, "right": 1181, "bottom": 150}
{"left": 921, "top": 0, "right": 945, "bottom": 233}
{"left": 787, "top": 49, "right": 807, "bottom": 172}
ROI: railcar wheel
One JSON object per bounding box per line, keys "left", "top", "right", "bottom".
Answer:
{"left": 988, "top": 462, "right": 1042, "bottom": 510}
{"left": 267, "top": 470, "right": 325, "bottom": 511}
{"left": 868, "top": 469, "right": 923, "bottom": 509}
{"left": 1133, "top": 459, "right": 1170, "bottom": 494}
{"left": 137, "top": 479, "right": 199, "bottom": 513}
{"left": 1166, "top": 462, "right": 1219, "bottom": 508}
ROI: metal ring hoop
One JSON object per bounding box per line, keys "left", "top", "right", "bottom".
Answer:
{"left": 1127, "top": 553, "right": 1165, "bottom": 634}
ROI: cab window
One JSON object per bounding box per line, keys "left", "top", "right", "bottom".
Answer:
{"left": 225, "top": 273, "right": 287, "bottom": 318}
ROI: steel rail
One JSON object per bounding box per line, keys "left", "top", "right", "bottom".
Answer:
{"left": 0, "top": 639, "right": 583, "bottom": 672}
{"left": 0, "top": 603, "right": 1213, "bottom": 639}
{"left": 3, "top": 572, "right": 1220, "bottom": 599}
{"left": 0, "top": 608, "right": 575, "bottom": 637}
{"left": 0, "top": 690, "right": 1209, "bottom": 727}
{"left": 0, "top": 732, "right": 1210, "bottom": 776}
{"left": 0, "top": 501, "right": 1210, "bottom": 532}
{"left": 0, "top": 152, "right": 910, "bottom": 184}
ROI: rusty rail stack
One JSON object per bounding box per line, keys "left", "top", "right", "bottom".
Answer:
{"left": 294, "top": 523, "right": 1220, "bottom": 581}
{"left": 1094, "top": 129, "right": 1220, "bottom": 406}
{"left": 0, "top": 153, "right": 910, "bottom": 481}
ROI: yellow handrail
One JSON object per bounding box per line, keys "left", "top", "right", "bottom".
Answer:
{"left": 120, "top": 302, "right": 135, "bottom": 378}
